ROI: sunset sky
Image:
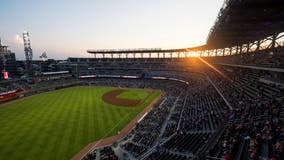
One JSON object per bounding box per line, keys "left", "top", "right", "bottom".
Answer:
{"left": 0, "top": 0, "right": 224, "bottom": 60}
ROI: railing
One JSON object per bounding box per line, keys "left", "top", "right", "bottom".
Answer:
{"left": 196, "top": 121, "right": 227, "bottom": 160}
{"left": 87, "top": 48, "right": 162, "bottom": 53}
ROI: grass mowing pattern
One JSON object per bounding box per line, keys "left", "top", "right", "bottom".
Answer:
{"left": 0, "top": 86, "right": 161, "bottom": 160}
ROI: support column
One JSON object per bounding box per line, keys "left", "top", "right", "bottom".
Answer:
{"left": 271, "top": 34, "right": 277, "bottom": 49}
{"left": 239, "top": 45, "right": 242, "bottom": 54}
{"left": 236, "top": 46, "right": 239, "bottom": 54}
{"left": 223, "top": 49, "right": 225, "bottom": 56}
{"left": 246, "top": 43, "right": 250, "bottom": 53}
{"left": 256, "top": 40, "right": 260, "bottom": 51}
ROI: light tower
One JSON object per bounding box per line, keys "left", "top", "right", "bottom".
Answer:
{"left": 23, "top": 31, "right": 33, "bottom": 70}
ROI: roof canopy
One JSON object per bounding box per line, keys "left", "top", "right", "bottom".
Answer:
{"left": 206, "top": 0, "right": 284, "bottom": 49}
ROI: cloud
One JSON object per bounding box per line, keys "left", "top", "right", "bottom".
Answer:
{"left": 13, "top": 34, "right": 23, "bottom": 45}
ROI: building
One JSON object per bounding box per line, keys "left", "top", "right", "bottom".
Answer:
{"left": 0, "top": 39, "right": 17, "bottom": 78}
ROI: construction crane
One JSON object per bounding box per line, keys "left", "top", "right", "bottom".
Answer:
{"left": 23, "top": 31, "right": 33, "bottom": 70}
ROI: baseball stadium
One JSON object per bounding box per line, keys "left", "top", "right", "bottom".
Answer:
{"left": 0, "top": 0, "right": 284, "bottom": 160}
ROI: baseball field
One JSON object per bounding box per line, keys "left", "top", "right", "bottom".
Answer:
{"left": 0, "top": 86, "right": 161, "bottom": 160}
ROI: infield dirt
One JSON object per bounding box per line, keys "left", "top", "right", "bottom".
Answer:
{"left": 102, "top": 89, "right": 150, "bottom": 107}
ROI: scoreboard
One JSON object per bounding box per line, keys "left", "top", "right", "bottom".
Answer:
{"left": 3, "top": 71, "right": 8, "bottom": 80}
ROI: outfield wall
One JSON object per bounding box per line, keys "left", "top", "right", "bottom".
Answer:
{"left": 0, "top": 90, "right": 19, "bottom": 101}
{"left": 79, "top": 74, "right": 190, "bottom": 85}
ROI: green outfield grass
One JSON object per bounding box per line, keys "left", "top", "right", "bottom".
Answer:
{"left": 0, "top": 86, "right": 161, "bottom": 160}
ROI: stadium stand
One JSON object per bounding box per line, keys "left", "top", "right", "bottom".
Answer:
{"left": 76, "top": 48, "right": 283, "bottom": 160}
{"left": 205, "top": 47, "right": 284, "bottom": 69}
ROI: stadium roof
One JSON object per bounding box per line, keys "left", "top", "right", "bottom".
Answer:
{"left": 206, "top": 0, "right": 284, "bottom": 49}
{"left": 87, "top": 45, "right": 206, "bottom": 54}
